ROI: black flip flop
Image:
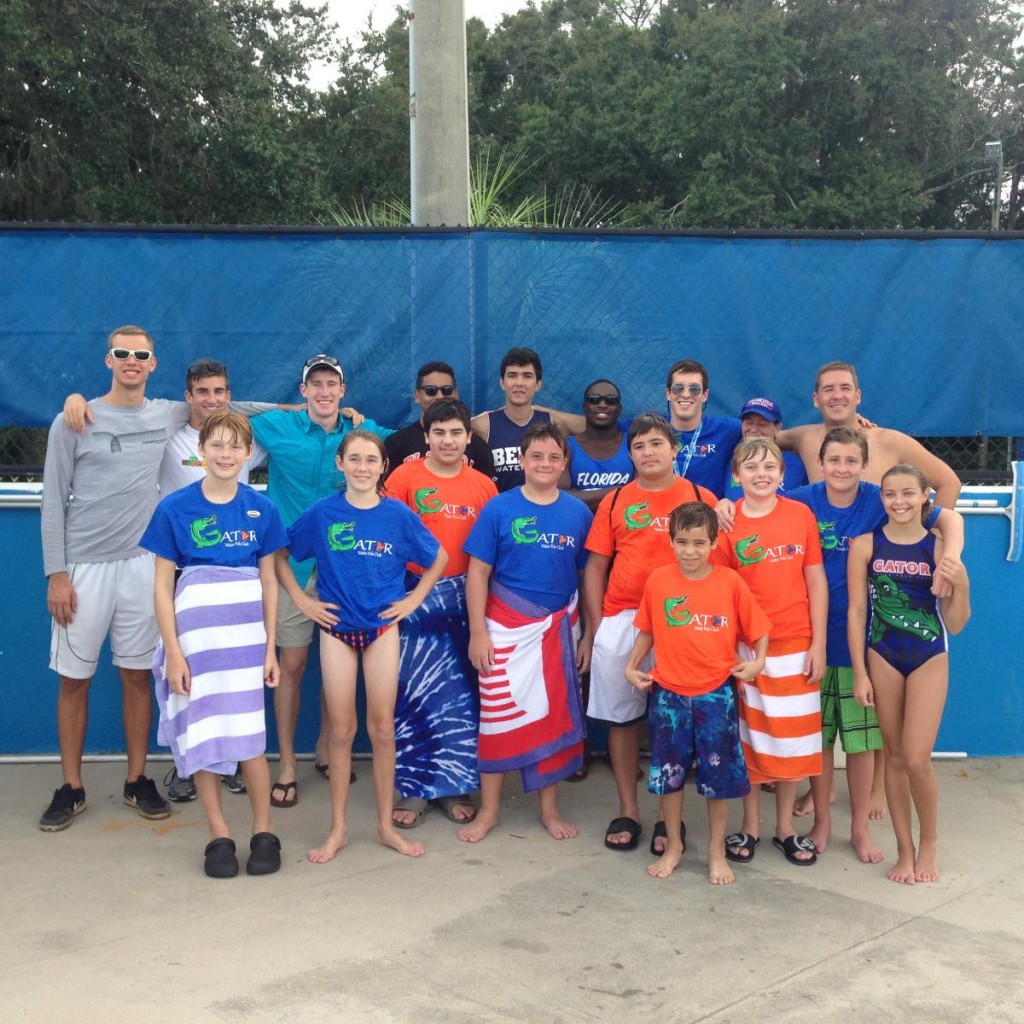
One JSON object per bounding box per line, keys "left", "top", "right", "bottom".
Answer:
{"left": 772, "top": 834, "right": 817, "bottom": 866}
{"left": 649, "top": 819, "right": 686, "bottom": 856}
{"left": 725, "top": 832, "right": 760, "bottom": 863}
{"left": 604, "top": 816, "right": 642, "bottom": 851}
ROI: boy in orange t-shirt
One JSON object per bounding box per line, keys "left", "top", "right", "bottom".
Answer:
{"left": 712, "top": 438, "right": 827, "bottom": 868}
{"left": 385, "top": 400, "right": 497, "bottom": 829}
{"left": 582, "top": 413, "right": 717, "bottom": 855}
{"left": 626, "top": 501, "right": 770, "bottom": 885}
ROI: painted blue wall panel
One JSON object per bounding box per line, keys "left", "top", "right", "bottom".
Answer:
{"left": 1, "top": 496, "right": 1019, "bottom": 756}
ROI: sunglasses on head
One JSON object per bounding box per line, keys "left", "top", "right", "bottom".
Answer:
{"left": 585, "top": 393, "right": 621, "bottom": 406}
{"left": 420, "top": 385, "right": 456, "bottom": 397}
{"left": 110, "top": 348, "right": 153, "bottom": 361}
{"left": 669, "top": 383, "right": 704, "bottom": 396}
{"left": 304, "top": 353, "right": 340, "bottom": 369}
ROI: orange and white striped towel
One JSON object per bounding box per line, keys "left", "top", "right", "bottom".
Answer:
{"left": 736, "top": 636, "right": 822, "bottom": 784}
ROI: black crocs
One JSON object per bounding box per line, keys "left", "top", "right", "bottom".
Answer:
{"left": 246, "top": 832, "right": 282, "bottom": 876}
{"left": 204, "top": 837, "right": 239, "bottom": 879}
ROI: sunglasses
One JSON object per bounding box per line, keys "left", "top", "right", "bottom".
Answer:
{"left": 420, "top": 385, "right": 456, "bottom": 397}
{"left": 669, "top": 383, "right": 704, "bottom": 397}
{"left": 304, "top": 353, "right": 340, "bottom": 369}
{"left": 585, "top": 394, "right": 621, "bottom": 406}
{"left": 110, "top": 348, "right": 153, "bottom": 361}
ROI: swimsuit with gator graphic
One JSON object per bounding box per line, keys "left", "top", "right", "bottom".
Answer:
{"left": 867, "top": 528, "right": 947, "bottom": 676}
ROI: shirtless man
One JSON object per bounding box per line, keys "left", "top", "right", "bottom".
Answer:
{"left": 780, "top": 361, "right": 961, "bottom": 508}
{"left": 779, "top": 361, "right": 961, "bottom": 820}
{"left": 470, "top": 347, "right": 585, "bottom": 492}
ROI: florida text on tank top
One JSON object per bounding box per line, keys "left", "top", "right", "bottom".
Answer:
{"left": 567, "top": 435, "right": 632, "bottom": 491}
{"left": 488, "top": 408, "right": 551, "bottom": 493}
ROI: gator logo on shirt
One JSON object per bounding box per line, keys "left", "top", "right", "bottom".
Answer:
{"left": 624, "top": 502, "right": 653, "bottom": 530}
{"left": 328, "top": 521, "right": 357, "bottom": 551}
{"left": 189, "top": 515, "right": 256, "bottom": 549}
{"left": 414, "top": 487, "right": 443, "bottom": 514}
{"left": 736, "top": 533, "right": 804, "bottom": 566}
{"left": 817, "top": 520, "right": 839, "bottom": 550}
{"left": 190, "top": 515, "right": 222, "bottom": 549}
{"left": 664, "top": 596, "right": 692, "bottom": 627}
{"left": 512, "top": 516, "right": 539, "bottom": 543}
{"left": 510, "top": 515, "right": 576, "bottom": 550}
{"left": 327, "top": 521, "right": 394, "bottom": 557}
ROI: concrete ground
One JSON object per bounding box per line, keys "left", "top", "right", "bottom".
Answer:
{"left": 5, "top": 756, "right": 1024, "bottom": 1024}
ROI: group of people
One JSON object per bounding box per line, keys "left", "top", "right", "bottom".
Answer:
{"left": 40, "top": 331, "right": 971, "bottom": 887}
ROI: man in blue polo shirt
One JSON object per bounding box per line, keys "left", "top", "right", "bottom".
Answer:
{"left": 665, "top": 359, "right": 741, "bottom": 498}
{"left": 250, "top": 353, "right": 393, "bottom": 808}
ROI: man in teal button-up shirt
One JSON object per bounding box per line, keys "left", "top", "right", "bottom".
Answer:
{"left": 251, "top": 353, "right": 393, "bottom": 806}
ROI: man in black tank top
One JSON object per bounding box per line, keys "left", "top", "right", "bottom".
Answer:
{"left": 384, "top": 361, "right": 494, "bottom": 480}
{"left": 470, "top": 347, "right": 586, "bottom": 493}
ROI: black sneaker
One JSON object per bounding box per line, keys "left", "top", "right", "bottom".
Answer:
{"left": 123, "top": 775, "right": 171, "bottom": 820}
{"left": 163, "top": 767, "right": 197, "bottom": 803}
{"left": 39, "top": 784, "right": 86, "bottom": 832}
{"left": 222, "top": 766, "right": 247, "bottom": 794}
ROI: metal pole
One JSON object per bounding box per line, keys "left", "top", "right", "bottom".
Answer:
{"left": 408, "top": 0, "right": 471, "bottom": 226}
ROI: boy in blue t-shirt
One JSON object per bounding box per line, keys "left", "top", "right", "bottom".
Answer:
{"left": 141, "top": 410, "right": 289, "bottom": 879}
{"left": 460, "top": 422, "right": 593, "bottom": 844}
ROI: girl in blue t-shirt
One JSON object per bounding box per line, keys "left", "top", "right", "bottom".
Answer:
{"left": 141, "top": 411, "right": 289, "bottom": 880}
{"left": 276, "top": 431, "right": 447, "bottom": 865}
{"left": 847, "top": 463, "right": 970, "bottom": 886}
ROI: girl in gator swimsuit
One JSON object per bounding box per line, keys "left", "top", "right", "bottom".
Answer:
{"left": 847, "top": 463, "right": 971, "bottom": 885}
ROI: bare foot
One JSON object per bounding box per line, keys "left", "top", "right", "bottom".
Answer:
{"left": 308, "top": 830, "right": 348, "bottom": 864}
{"left": 914, "top": 840, "right": 939, "bottom": 882}
{"left": 793, "top": 789, "right": 814, "bottom": 817}
{"left": 807, "top": 824, "right": 830, "bottom": 855}
{"left": 647, "top": 845, "right": 683, "bottom": 879}
{"left": 708, "top": 851, "right": 735, "bottom": 886}
{"left": 392, "top": 807, "right": 418, "bottom": 827}
{"left": 888, "top": 852, "right": 917, "bottom": 884}
{"left": 458, "top": 812, "right": 498, "bottom": 844}
{"left": 851, "top": 830, "right": 884, "bottom": 864}
{"left": 541, "top": 810, "right": 578, "bottom": 840}
{"left": 376, "top": 825, "right": 425, "bottom": 857}
{"left": 869, "top": 793, "right": 887, "bottom": 821}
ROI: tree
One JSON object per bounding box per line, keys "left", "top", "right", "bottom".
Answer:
{"left": 0, "top": 0, "right": 333, "bottom": 223}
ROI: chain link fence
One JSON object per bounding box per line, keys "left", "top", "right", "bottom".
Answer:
{"left": 2, "top": 426, "right": 1015, "bottom": 486}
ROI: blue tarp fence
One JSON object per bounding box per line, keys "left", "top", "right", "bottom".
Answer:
{"left": 2, "top": 225, "right": 1023, "bottom": 434}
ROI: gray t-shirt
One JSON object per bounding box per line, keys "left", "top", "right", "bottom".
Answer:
{"left": 41, "top": 398, "right": 277, "bottom": 576}
{"left": 41, "top": 398, "right": 190, "bottom": 575}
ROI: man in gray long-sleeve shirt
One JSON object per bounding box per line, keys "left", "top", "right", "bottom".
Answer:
{"left": 39, "top": 326, "right": 182, "bottom": 831}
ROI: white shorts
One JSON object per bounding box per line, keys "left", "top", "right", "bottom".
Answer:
{"left": 587, "top": 609, "right": 653, "bottom": 725}
{"left": 49, "top": 554, "right": 158, "bottom": 678}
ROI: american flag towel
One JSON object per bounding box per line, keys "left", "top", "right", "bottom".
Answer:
{"left": 476, "top": 581, "right": 585, "bottom": 792}
{"left": 153, "top": 566, "right": 269, "bottom": 777}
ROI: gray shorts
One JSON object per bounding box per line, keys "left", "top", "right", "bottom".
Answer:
{"left": 276, "top": 571, "right": 320, "bottom": 649}
{"left": 49, "top": 554, "right": 158, "bottom": 678}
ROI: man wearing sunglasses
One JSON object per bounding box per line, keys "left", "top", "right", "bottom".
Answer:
{"left": 665, "top": 359, "right": 742, "bottom": 498}
{"left": 41, "top": 326, "right": 178, "bottom": 830}
{"left": 558, "top": 379, "right": 633, "bottom": 511}
{"left": 383, "top": 361, "right": 494, "bottom": 480}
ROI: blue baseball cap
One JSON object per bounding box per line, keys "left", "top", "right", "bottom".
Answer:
{"left": 739, "top": 397, "right": 782, "bottom": 423}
